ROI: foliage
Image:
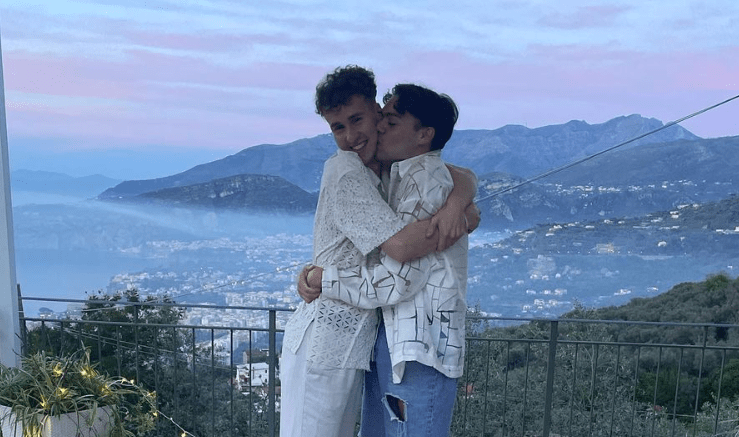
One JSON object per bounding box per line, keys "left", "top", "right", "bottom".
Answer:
{"left": 578, "top": 273, "right": 739, "bottom": 326}
{"left": 79, "top": 289, "right": 185, "bottom": 381}
{"left": 77, "top": 289, "right": 272, "bottom": 437}
{"left": 636, "top": 367, "right": 699, "bottom": 418}
{"left": 454, "top": 273, "right": 739, "bottom": 436}
{"left": 562, "top": 273, "right": 739, "bottom": 411}
{"left": 0, "top": 348, "right": 155, "bottom": 437}
{"left": 23, "top": 289, "right": 273, "bottom": 436}
{"left": 692, "top": 397, "right": 739, "bottom": 436}
{"left": 704, "top": 359, "right": 739, "bottom": 403}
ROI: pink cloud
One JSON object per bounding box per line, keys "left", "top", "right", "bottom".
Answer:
{"left": 4, "top": 48, "right": 325, "bottom": 104}
{"left": 3, "top": 48, "right": 329, "bottom": 150}
{"left": 6, "top": 94, "right": 325, "bottom": 152}
{"left": 379, "top": 45, "right": 737, "bottom": 137}
{"left": 4, "top": 35, "right": 737, "bottom": 154}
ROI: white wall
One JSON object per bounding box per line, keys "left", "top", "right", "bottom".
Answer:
{"left": 0, "top": 25, "right": 21, "bottom": 367}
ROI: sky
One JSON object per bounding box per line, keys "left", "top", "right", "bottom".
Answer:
{"left": 1, "top": 0, "right": 738, "bottom": 179}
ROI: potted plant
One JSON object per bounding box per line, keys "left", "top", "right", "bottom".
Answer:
{"left": 0, "top": 349, "right": 157, "bottom": 437}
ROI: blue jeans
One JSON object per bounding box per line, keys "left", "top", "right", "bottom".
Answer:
{"left": 360, "top": 321, "right": 458, "bottom": 437}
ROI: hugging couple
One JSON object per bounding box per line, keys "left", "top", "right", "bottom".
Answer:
{"left": 280, "top": 65, "right": 479, "bottom": 437}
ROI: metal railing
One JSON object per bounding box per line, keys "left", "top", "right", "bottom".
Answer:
{"left": 16, "top": 297, "right": 739, "bottom": 437}
{"left": 457, "top": 317, "right": 739, "bottom": 437}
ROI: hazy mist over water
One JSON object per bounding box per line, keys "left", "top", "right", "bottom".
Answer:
{"left": 11, "top": 190, "right": 736, "bottom": 320}
{"left": 12, "top": 192, "right": 316, "bottom": 315}
{"left": 12, "top": 191, "right": 93, "bottom": 207}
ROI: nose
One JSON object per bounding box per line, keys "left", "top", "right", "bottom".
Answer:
{"left": 344, "top": 126, "right": 359, "bottom": 145}
{"left": 377, "top": 117, "right": 387, "bottom": 134}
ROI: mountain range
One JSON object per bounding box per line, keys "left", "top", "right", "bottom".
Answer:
{"left": 476, "top": 135, "right": 739, "bottom": 229}
{"left": 94, "top": 113, "right": 737, "bottom": 231}
{"left": 99, "top": 114, "right": 698, "bottom": 198}
{"left": 12, "top": 170, "right": 121, "bottom": 199}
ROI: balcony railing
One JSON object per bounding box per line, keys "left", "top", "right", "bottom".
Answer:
{"left": 15, "top": 296, "right": 739, "bottom": 437}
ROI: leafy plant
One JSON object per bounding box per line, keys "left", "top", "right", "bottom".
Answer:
{"left": 0, "top": 348, "right": 157, "bottom": 437}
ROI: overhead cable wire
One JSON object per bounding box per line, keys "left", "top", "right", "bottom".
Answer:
{"left": 475, "top": 93, "right": 739, "bottom": 204}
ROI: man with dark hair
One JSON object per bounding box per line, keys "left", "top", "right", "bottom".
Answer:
{"left": 379, "top": 83, "right": 459, "bottom": 152}
{"left": 281, "top": 67, "right": 477, "bottom": 437}
{"left": 302, "top": 83, "right": 471, "bottom": 437}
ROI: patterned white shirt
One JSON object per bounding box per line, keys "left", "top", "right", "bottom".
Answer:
{"left": 322, "top": 151, "right": 470, "bottom": 383}
{"left": 282, "top": 150, "right": 406, "bottom": 370}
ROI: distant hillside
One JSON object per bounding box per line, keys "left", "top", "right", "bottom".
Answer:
{"left": 443, "top": 114, "right": 698, "bottom": 178}
{"left": 475, "top": 136, "right": 739, "bottom": 230}
{"left": 546, "top": 135, "right": 739, "bottom": 186}
{"left": 469, "top": 272, "right": 739, "bottom": 425}
{"left": 464, "top": 195, "right": 739, "bottom": 320}
{"left": 98, "top": 114, "right": 696, "bottom": 198}
{"left": 128, "top": 173, "right": 318, "bottom": 214}
{"left": 568, "top": 273, "right": 739, "bottom": 325}
{"left": 12, "top": 170, "right": 121, "bottom": 198}
{"left": 98, "top": 136, "right": 336, "bottom": 198}
{"left": 494, "top": 195, "right": 739, "bottom": 259}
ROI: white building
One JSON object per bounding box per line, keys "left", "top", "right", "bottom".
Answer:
{"left": 236, "top": 362, "right": 270, "bottom": 391}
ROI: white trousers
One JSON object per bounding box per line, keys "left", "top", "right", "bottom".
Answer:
{"left": 280, "top": 322, "right": 364, "bottom": 437}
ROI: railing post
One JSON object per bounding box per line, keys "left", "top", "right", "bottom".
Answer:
{"left": 133, "top": 303, "right": 140, "bottom": 384}
{"left": 17, "top": 284, "right": 26, "bottom": 356}
{"left": 268, "top": 309, "right": 277, "bottom": 437}
{"left": 542, "top": 320, "right": 558, "bottom": 437}
{"left": 693, "top": 325, "right": 709, "bottom": 426}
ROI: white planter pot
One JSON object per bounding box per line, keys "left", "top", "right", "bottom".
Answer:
{"left": 0, "top": 404, "right": 114, "bottom": 437}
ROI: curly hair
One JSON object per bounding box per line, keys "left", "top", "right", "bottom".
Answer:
{"left": 315, "top": 65, "right": 377, "bottom": 116}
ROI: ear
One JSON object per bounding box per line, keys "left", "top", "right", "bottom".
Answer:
{"left": 417, "top": 126, "right": 435, "bottom": 150}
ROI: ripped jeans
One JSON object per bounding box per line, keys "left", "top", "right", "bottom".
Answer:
{"left": 359, "top": 322, "right": 458, "bottom": 437}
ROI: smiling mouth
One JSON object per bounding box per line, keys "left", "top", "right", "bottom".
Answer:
{"left": 351, "top": 140, "right": 367, "bottom": 152}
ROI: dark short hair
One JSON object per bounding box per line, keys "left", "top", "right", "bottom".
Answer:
{"left": 383, "top": 84, "right": 459, "bottom": 151}
{"left": 315, "top": 65, "right": 377, "bottom": 116}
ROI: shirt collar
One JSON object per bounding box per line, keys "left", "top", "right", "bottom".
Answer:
{"left": 391, "top": 150, "right": 442, "bottom": 179}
